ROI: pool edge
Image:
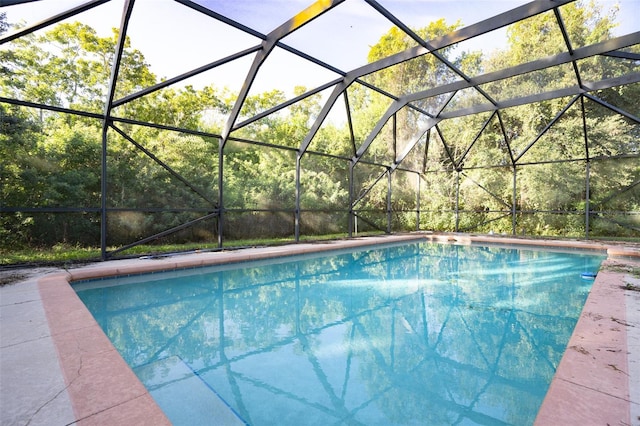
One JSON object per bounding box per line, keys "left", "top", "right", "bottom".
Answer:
{"left": 37, "top": 272, "right": 173, "bottom": 425}
{"left": 533, "top": 258, "right": 636, "bottom": 425}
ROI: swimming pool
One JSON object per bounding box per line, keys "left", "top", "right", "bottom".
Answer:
{"left": 74, "top": 241, "right": 605, "bottom": 425}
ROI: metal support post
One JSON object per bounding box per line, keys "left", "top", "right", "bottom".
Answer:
{"left": 348, "top": 160, "right": 354, "bottom": 237}
{"left": 217, "top": 142, "right": 224, "bottom": 248}
{"left": 387, "top": 168, "right": 392, "bottom": 234}
{"left": 585, "top": 161, "right": 591, "bottom": 239}
{"left": 455, "top": 170, "right": 460, "bottom": 232}
{"left": 100, "top": 125, "right": 108, "bottom": 260}
{"left": 99, "top": 0, "right": 135, "bottom": 260}
{"left": 512, "top": 166, "right": 517, "bottom": 235}
{"left": 581, "top": 95, "right": 591, "bottom": 240}
{"left": 295, "top": 153, "right": 301, "bottom": 242}
{"left": 416, "top": 172, "right": 421, "bottom": 231}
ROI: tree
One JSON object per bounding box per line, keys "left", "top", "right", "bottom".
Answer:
{"left": 1, "top": 22, "right": 156, "bottom": 115}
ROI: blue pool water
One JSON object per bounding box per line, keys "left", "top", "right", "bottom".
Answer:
{"left": 74, "top": 242, "right": 605, "bottom": 425}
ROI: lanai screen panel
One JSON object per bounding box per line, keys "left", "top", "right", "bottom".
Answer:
{"left": 1, "top": 0, "right": 638, "bottom": 258}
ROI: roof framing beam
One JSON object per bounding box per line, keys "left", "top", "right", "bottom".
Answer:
{"left": 360, "top": 111, "right": 449, "bottom": 176}
{"left": 0, "top": 0, "right": 110, "bottom": 44}
{"left": 496, "top": 111, "right": 516, "bottom": 166}
{"left": 109, "top": 123, "right": 217, "bottom": 206}
{"left": 456, "top": 111, "right": 498, "bottom": 170}
{"left": 299, "top": 0, "right": 575, "bottom": 156}
{"left": 405, "top": 31, "right": 640, "bottom": 107}
{"left": 233, "top": 78, "right": 343, "bottom": 130}
{"left": 0, "top": 0, "right": 39, "bottom": 5}
{"left": 365, "top": 0, "right": 499, "bottom": 107}
{"left": 354, "top": 72, "right": 640, "bottom": 175}
{"left": 440, "top": 72, "right": 640, "bottom": 120}
{"left": 352, "top": 32, "right": 640, "bottom": 170}
{"left": 603, "top": 51, "right": 640, "bottom": 61}
{"left": 175, "top": 0, "right": 265, "bottom": 40}
{"left": 584, "top": 93, "right": 640, "bottom": 125}
{"left": 220, "top": 0, "right": 346, "bottom": 144}
{"left": 112, "top": 45, "right": 262, "bottom": 108}
{"left": 514, "top": 95, "right": 581, "bottom": 163}
{"left": 178, "top": 0, "right": 348, "bottom": 85}
{"left": 351, "top": 0, "right": 575, "bottom": 81}
{"left": 554, "top": 7, "right": 583, "bottom": 88}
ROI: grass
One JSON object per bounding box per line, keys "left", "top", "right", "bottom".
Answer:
{"left": 605, "top": 264, "right": 640, "bottom": 276}
{"left": 0, "top": 233, "right": 370, "bottom": 266}
{"left": 1, "top": 244, "right": 102, "bottom": 265}
{"left": 624, "top": 282, "right": 640, "bottom": 292}
{"left": 2, "top": 232, "right": 636, "bottom": 267}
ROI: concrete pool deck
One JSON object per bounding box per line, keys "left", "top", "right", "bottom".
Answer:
{"left": 1, "top": 233, "right": 639, "bottom": 425}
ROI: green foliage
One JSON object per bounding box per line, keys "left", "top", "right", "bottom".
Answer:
{"left": 1, "top": 243, "right": 101, "bottom": 264}
{"left": 1, "top": 22, "right": 156, "bottom": 112}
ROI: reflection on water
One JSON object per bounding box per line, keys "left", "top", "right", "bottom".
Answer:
{"left": 75, "top": 242, "right": 604, "bottom": 425}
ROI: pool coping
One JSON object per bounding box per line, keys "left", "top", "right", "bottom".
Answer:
{"left": 2, "top": 233, "right": 639, "bottom": 425}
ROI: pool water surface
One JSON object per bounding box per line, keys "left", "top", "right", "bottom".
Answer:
{"left": 73, "top": 242, "right": 605, "bottom": 425}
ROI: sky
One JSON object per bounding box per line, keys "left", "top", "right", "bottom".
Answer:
{"left": 2, "top": 0, "right": 639, "bottom": 98}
